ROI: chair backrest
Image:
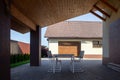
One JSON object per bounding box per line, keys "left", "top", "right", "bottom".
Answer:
{"left": 47, "top": 51, "right": 52, "bottom": 58}
{"left": 79, "top": 51, "right": 84, "bottom": 58}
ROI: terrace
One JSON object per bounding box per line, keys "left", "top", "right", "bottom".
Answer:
{"left": 0, "top": 0, "right": 120, "bottom": 80}
{"left": 11, "top": 59, "right": 120, "bottom": 80}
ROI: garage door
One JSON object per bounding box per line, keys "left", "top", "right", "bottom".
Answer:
{"left": 58, "top": 41, "right": 80, "bottom": 56}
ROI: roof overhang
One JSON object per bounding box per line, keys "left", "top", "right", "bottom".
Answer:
{"left": 10, "top": 0, "right": 118, "bottom": 33}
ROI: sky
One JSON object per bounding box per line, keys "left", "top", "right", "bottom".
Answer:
{"left": 11, "top": 13, "right": 102, "bottom": 47}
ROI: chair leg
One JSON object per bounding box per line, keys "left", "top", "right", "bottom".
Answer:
{"left": 48, "top": 60, "right": 62, "bottom": 73}
{"left": 48, "top": 59, "right": 56, "bottom": 73}
{"left": 71, "top": 61, "right": 84, "bottom": 73}
{"left": 56, "top": 61, "right": 62, "bottom": 72}
{"left": 59, "top": 61, "right": 62, "bottom": 71}
{"left": 53, "top": 63, "right": 55, "bottom": 73}
{"left": 72, "top": 62, "right": 74, "bottom": 73}
{"left": 70, "top": 61, "right": 74, "bottom": 73}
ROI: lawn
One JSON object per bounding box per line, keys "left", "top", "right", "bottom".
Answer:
{"left": 11, "top": 60, "right": 30, "bottom": 68}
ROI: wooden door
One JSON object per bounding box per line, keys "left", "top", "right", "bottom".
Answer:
{"left": 58, "top": 41, "right": 80, "bottom": 56}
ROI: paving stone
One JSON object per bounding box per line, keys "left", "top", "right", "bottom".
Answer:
{"left": 11, "top": 59, "right": 120, "bottom": 80}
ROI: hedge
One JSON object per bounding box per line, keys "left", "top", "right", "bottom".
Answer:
{"left": 10, "top": 54, "right": 30, "bottom": 64}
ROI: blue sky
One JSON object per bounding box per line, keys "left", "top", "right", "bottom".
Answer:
{"left": 11, "top": 13, "right": 102, "bottom": 47}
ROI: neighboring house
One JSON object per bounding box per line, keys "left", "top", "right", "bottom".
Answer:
{"left": 10, "top": 40, "right": 47, "bottom": 56}
{"left": 10, "top": 40, "right": 30, "bottom": 54}
{"left": 45, "top": 21, "right": 103, "bottom": 58}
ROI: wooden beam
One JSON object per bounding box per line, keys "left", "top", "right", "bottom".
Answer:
{"left": 11, "top": 16, "right": 30, "bottom": 33}
{"left": 93, "top": 5, "right": 110, "bottom": 17}
{"left": 100, "top": 0, "right": 118, "bottom": 12}
{"left": 90, "top": 10, "right": 106, "bottom": 21}
{"left": 11, "top": 4, "right": 36, "bottom": 31}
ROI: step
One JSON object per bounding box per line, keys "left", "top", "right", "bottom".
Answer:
{"left": 107, "top": 63, "right": 120, "bottom": 72}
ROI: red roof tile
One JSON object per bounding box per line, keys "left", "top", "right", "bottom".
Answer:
{"left": 18, "top": 42, "right": 30, "bottom": 54}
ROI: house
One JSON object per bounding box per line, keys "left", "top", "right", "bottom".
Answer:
{"left": 45, "top": 21, "right": 102, "bottom": 58}
{"left": 10, "top": 40, "right": 30, "bottom": 54}
{"left": 10, "top": 40, "right": 47, "bottom": 56}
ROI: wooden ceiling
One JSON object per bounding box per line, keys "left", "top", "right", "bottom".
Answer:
{"left": 11, "top": 0, "right": 119, "bottom": 33}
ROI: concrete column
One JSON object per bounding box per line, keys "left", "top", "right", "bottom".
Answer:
{"left": 103, "top": 4, "right": 120, "bottom": 64}
{"left": 30, "top": 25, "right": 41, "bottom": 66}
{"left": 102, "top": 21, "right": 110, "bottom": 64}
{"left": 109, "top": 19, "right": 120, "bottom": 64}
{"left": 0, "top": 0, "right": 10, "bottom": 80}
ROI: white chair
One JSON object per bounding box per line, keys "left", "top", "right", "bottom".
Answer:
{"left": 71, "top": 51, "right": 84, "bottom": 73}
{"left": 47, "top": 51, "right": 62, "bottom": 73}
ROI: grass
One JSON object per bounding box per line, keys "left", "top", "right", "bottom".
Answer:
{"left": 11, "top": 60, "right": 30, "bottom": 68}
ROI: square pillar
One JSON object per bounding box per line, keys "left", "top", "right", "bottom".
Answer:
{"left": 0, "top": 0, "right": 10, "bottom": 80}
{"left": 30, "top": 25, "right": 41, "bottom": 66}
{"left": 109, "top": 19, "right": 120, "bottom": 64}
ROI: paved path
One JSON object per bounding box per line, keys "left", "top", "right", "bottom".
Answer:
{"left": 11, "top": 59, "right": 120, "bottom": 80}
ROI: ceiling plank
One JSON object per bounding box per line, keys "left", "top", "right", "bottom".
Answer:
{"left": 93, "top": 5, "right": 110, "bottom": 17}
{"left": 90, "top": 10, "right": 106, "bottom": 21}
{"left": 12, "top": 0, "right": 98, "bottom": 27}
{"left": 100, "top": 0, "right": 118, "bottom": 12}
{"left": 11, "top": 4, "right": 36, "bottom": 31}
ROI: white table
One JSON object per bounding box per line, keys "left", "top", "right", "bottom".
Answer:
{"left": 53, "top": 54, "right": 74, "bottom": 60}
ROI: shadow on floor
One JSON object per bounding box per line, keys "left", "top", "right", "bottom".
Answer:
{"left": 11, "top": 59, "right": 120, "bottom": 80}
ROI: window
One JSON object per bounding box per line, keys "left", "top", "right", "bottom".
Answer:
{"left": 93, "top": 41, "right": 102, "bottom": 48}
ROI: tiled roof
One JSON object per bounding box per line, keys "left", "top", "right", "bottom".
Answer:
{"left": 18, "top": 42, "right": 30, "bottom": 54}
{"left": 45, "top": 21, "right": 102, "bottom": 39}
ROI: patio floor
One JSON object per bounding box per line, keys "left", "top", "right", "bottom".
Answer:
{"left": 11, "top": 58, "right": 120, "bottom": 80}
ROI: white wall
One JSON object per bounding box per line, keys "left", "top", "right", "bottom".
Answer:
{"left": 81, "top": 40, "right": 102, "bottom": 55}
{"left": 48, "top": 39, "right": 102, "bottom": 55}
{"left": 48, "top": 39, "right": 58, "bottom": 54}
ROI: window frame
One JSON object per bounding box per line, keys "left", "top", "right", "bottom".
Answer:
{"left": 92, "top": 41, "right": 102, "bottom": 48}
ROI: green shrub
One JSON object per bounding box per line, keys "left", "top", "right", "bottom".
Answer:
{"left": 10, "top": 54, "right": 30, "bottom": 64}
